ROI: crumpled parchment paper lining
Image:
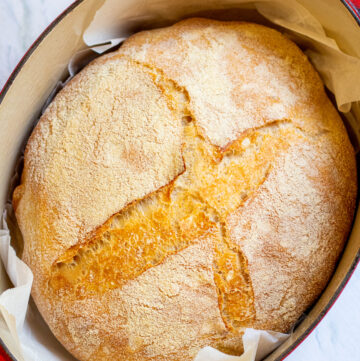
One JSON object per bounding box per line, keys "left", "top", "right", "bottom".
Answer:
{"left": 1, "top": 0, "right": 360, "bottom": 360}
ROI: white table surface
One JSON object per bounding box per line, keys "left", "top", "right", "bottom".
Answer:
{"left": 1, "top": 1, "right": 360, "bottom": 360}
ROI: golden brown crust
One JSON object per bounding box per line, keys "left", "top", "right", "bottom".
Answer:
{"left": 13, "top": 18, "right": 357, "bottom": 361}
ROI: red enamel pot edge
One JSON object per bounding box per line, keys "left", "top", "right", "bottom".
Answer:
{"left": 0, "top": 1, "right": 359, "bottom": 360}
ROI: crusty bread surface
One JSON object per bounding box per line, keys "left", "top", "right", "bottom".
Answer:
{"left": 13, "top": 18, "right": 357, "bottom": 361}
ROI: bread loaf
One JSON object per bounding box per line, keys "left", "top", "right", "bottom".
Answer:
{"left": 13, "top": 18, "right": 357, "bottom": 361}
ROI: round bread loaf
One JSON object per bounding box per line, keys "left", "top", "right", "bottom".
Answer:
{"left": 13, "top": 18, "right": 357, "bottom": 361}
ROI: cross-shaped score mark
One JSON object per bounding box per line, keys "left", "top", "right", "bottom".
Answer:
{"left": 50, "top": 109, "right": 305, "bottom": 331}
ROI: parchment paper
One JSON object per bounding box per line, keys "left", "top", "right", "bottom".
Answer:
{"left": 0, "top": 0, "right": 360, "bottom": 360}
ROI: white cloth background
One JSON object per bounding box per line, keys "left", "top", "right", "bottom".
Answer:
{"left": 0, "top": 1, "right": 360, "bottom": 360}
